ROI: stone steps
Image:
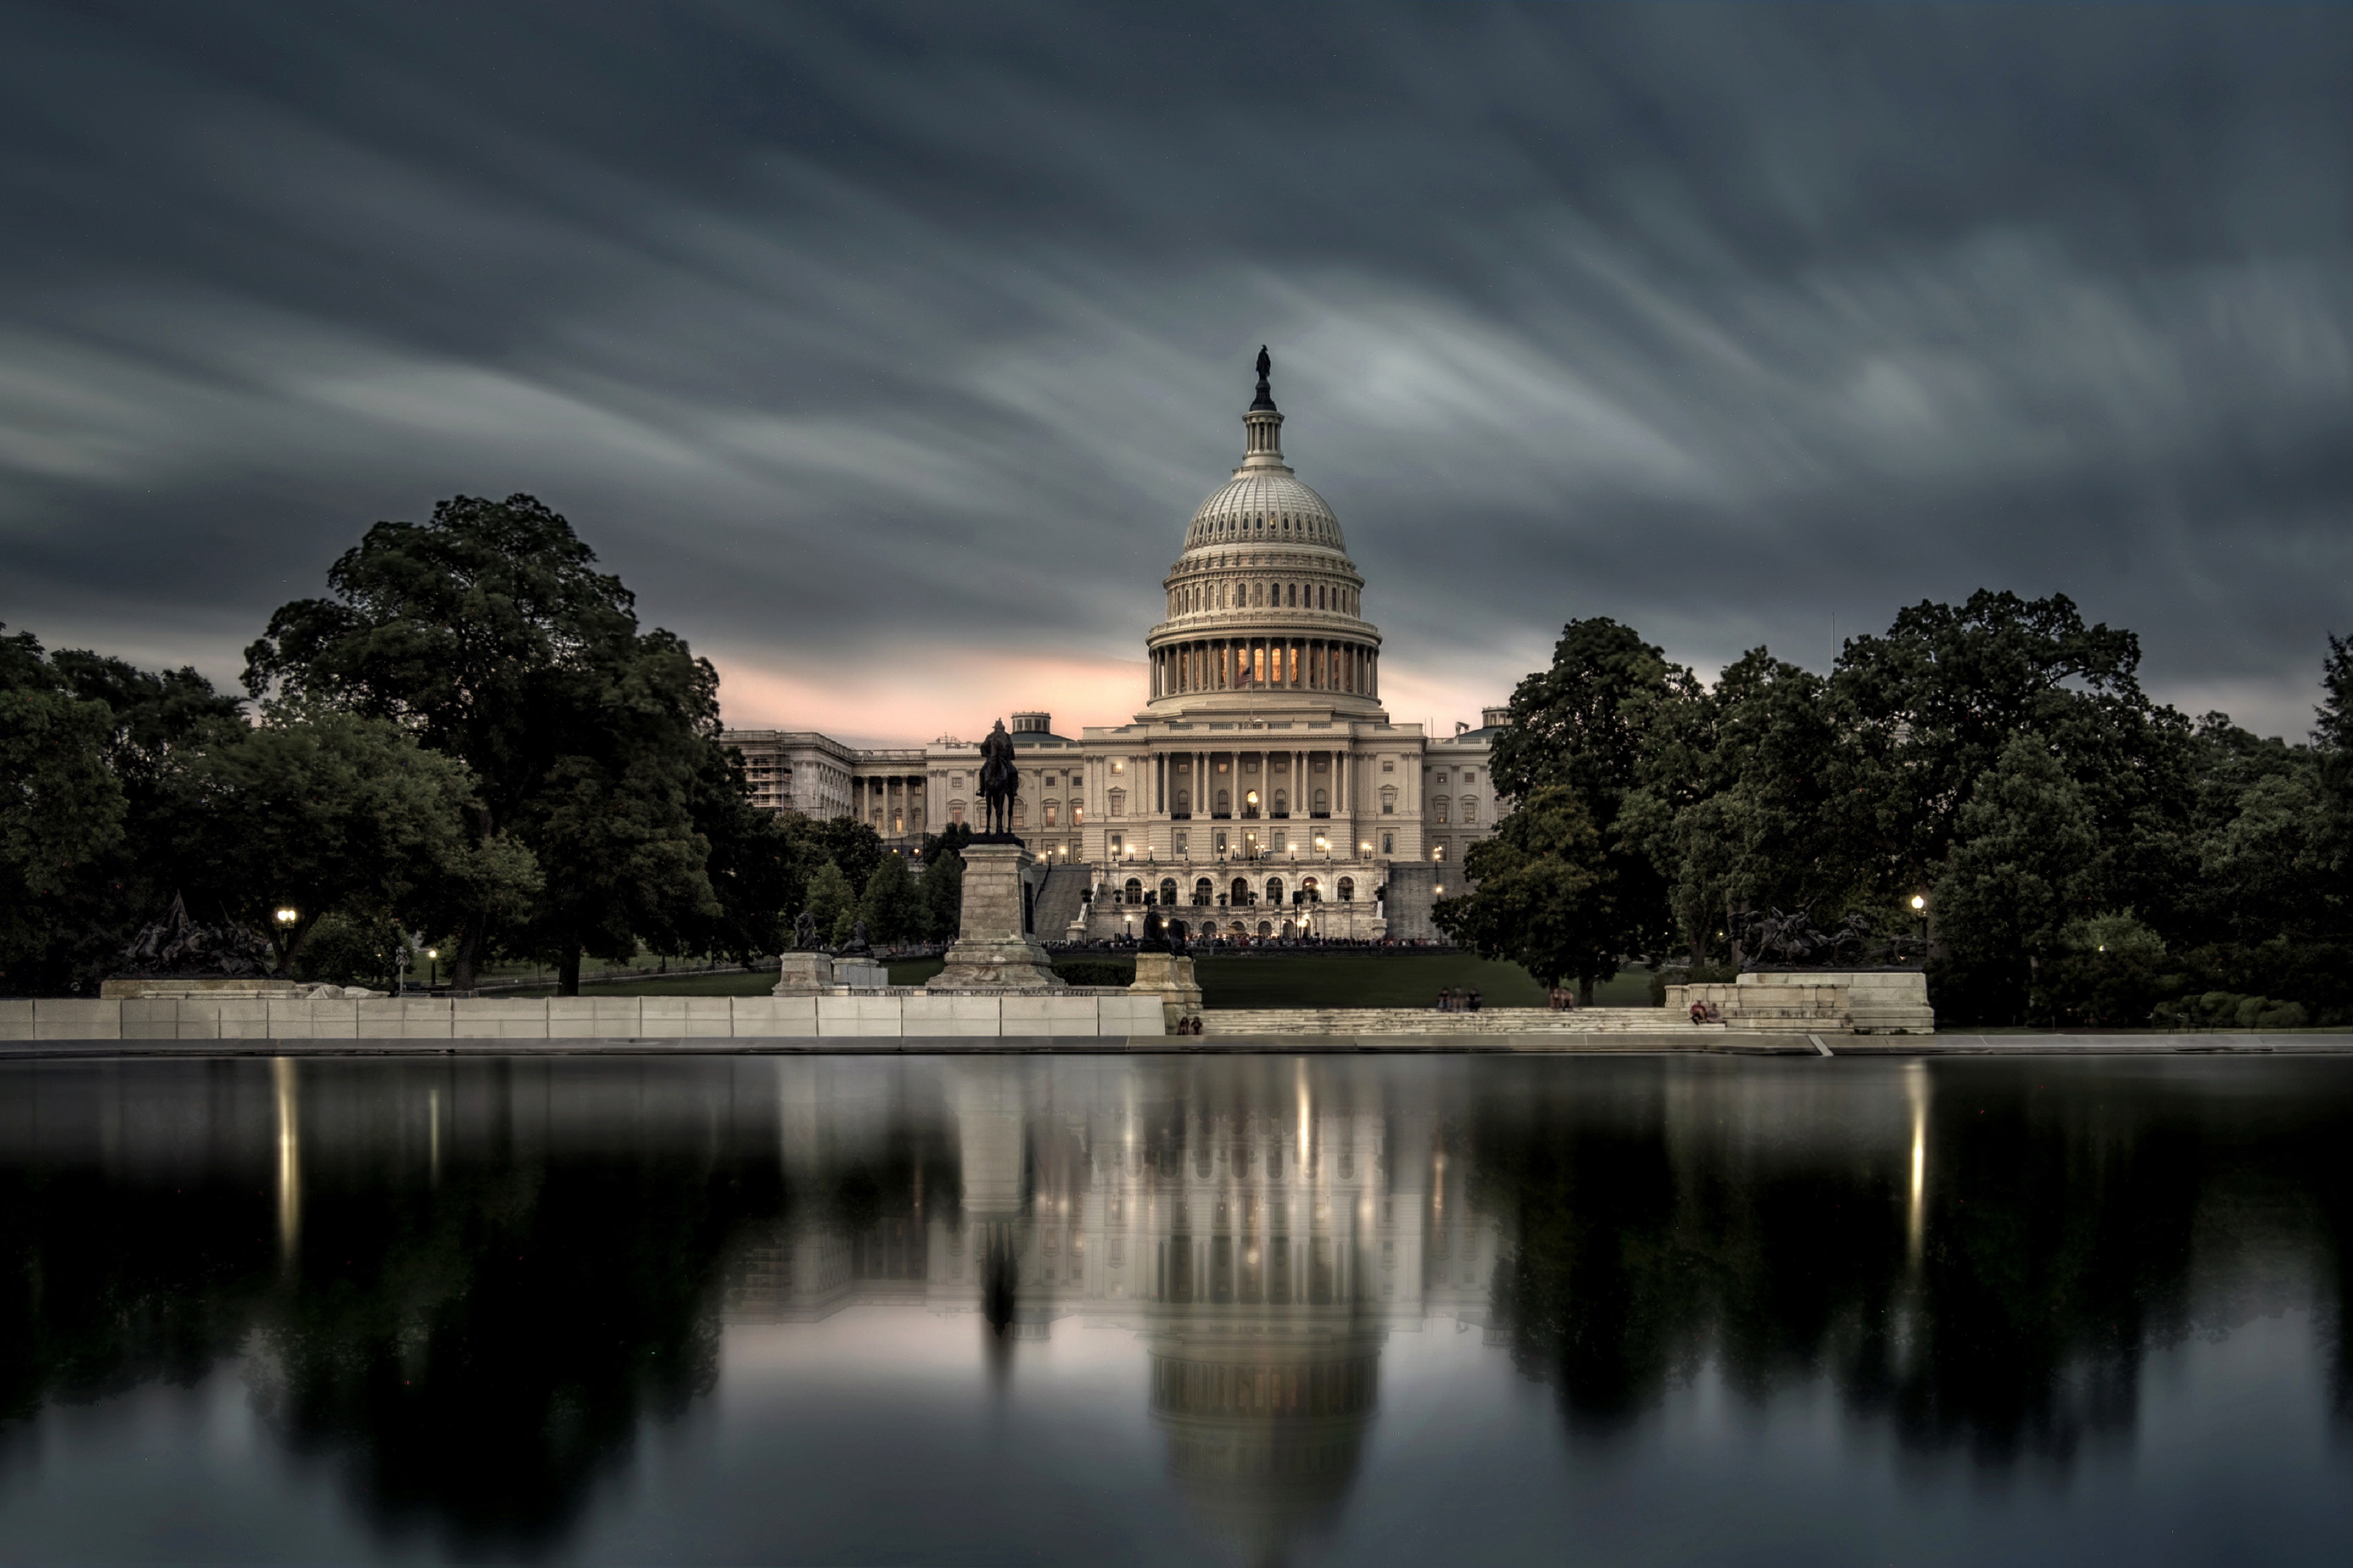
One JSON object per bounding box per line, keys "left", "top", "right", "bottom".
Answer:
{"left": 1032, "top": 863, "right": 1093, "bottom": 937}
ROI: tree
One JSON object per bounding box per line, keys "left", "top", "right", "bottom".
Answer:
{"left": 1486, "top": 618, "right": 1690, "bottom": 981}
{"left": 685, "top": 745, "right": 809, "bottom": 963}
{"left": 1625, "top": 650, "right": 1858, "bottom": 963}
{"left": 2316, "top": 634, "right": 2353, "bottom": 751}
{"left": 1434, "top": 785, "right": 1608, "bottom": 998}
{"left": 176, "top": 706, "right": 539, "bottom": 975}
{"left": 1, "top": 632, "right": 254, "bottom": 994}
{"left": 244, "top": 494, "right": 725, "bottom": 993}
{"left": 1831, "top": 591, "right": 2195, "bottom": 925}
{"left": 804, "top": 862, "right": 856, "bottom": 947}
{"left": 809, "top": 817, "right": 884, "bottom": 903}
{"left": 0, "top": 629, "right": 129, "bottom": 988}
{"left": 857, "top": 851, "right": 924, "bottom": 944}
{"left": 1931, "top": 736, "right": 2100, "bottom": 1023}
{"left": 2315, "top": 635, "right": 2353, "bottom": 918}
{"left": 921, "top": 847, "right": 965, "bottom": 942}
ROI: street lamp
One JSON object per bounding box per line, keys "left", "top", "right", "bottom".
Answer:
{"left": 426, "top": 946, "right": 439, "bottom": 990}
{"left": 273, "top": 906, "right": 298, "bottom": 928}
{"left": 1910, "top": 893, "right": 1928, "bottom": 956}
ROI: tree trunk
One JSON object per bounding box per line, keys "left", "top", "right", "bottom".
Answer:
{"left": 559, "top": 944, "right": 583, "bottom": 998}
{"left": 452, "top": 910, "right": 486, "bottom": 995}
{"left": 1578, "top": 976, "right": 1595, "bottom": 1007}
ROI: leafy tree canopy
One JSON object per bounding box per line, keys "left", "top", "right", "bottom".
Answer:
{"left": 243, "top": 495, "right": 726, "bottom": 993}
{"left": 1435, "top": 785, "right": 1608, "bottom": 995}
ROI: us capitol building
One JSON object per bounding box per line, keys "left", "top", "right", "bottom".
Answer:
{"left": 724, "top": 354, "right": 1508, "bottom": 941}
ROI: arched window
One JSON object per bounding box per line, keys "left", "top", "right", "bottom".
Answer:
{"left": 1318, "top": 584, "right": 1326, "bottom": 608}
{"left": 1173, "top": 787, "right": 1190, "bottom": 814}
{"left": 1159, "top": 877, "right": 1177, "bottom": 906}
{"left": 1272, "top": 789, "right": 1288, "bottom": 816}
{"left": 1312, "top": 787, "right": 1328, "bottom": 813}
{"left": 1044, "top": 801, "right": 1060, "bottom": 826}
{"left": 1287, "top": 583, "right": 1297, "bottom": 606}
{"left": 949, "top": 800, "right": 965, "bottom": 824}
{"left": 1194, "top": 878, "right": 1212, "bottom": 904}
{"left": 1301, "top": 876, "right": 1318, "bottom": 901}
{"left": 1231, "top": 876, "right": 1250, "bottom": 905}
{"left": 1266, "top": 877, "right": 1284, "bottom": 906}
{"left": 1124, "top": 878, "right": 1143, "bottom": 905}
{"left": 1337, "top": 876, "right": 1355, "bottom": 901}
{"left": 1215, "top": 789, "right": 1230, "bottom": 814}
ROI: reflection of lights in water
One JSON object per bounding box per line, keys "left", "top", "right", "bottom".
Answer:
{"left": 1905, "top": 1061, "right": 1928, "bottom": 1265}
{"left": 1294, "top": 1059, "right": 1311, "bottom": 1162}
{"left": 428, "top": 1086, "right": 441, "bottom": 1187}
{"left": 273, "top": 1056, "right": 300, "bottom": 1267}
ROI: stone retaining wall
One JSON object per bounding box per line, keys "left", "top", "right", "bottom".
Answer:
{"left": 1, "top": 991, "right": 1166, "bottom": 1042}
{"left": 1662, "top": 971, "right": 1934, "bottom": 1035}
{"left": 1201, "top": 1007, "right": 1722, "bottom": 1036}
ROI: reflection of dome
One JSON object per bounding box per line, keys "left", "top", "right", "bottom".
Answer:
{"left": 1150, "top": 1322, "right": 1382, "bottom": 1568}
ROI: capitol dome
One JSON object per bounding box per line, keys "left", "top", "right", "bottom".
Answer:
{"left": 1141, "top": 349, "right": 1385, "bottom": 719}
{"left": 1183, "top": 469, "right": 1346, "bottom": 553}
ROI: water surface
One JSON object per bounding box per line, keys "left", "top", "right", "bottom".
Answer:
{"left": 2, "top": 1053, "right": 2349, "bottom": 1564}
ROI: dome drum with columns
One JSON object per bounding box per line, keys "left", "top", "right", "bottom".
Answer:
{"left": 723, "top": 349, "right": 1510, "bottom": 943}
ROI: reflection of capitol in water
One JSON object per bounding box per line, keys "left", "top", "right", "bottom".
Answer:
{"left": 729, "top": 1059, "right": 1505, "bottom": 1566}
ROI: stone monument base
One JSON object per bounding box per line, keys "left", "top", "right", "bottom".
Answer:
{"left": 929, "top": 843, "right": 1063, "bottom": 991}
{"left": 771, "top": 952, "right": 834, "bottom": 994}
{"left": 832, "top": 958, "right": 889, "bottom": 988}
{"left": 1129, "top": 951, "right": 1202, "bottom": 1032}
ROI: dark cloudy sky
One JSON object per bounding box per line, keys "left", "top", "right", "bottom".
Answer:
{"left": 4, "top": 2, "right": 2351, "bottom": 743}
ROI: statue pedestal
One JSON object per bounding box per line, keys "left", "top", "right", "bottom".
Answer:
{"left": 833, "top": 957, "right": 889, "bottom": 988}
{"left": 1129, "top": 951, "right": 1202, "bottom": 1032}
{"left": 772, "top": 952, "right": 834, "bottom": 994}
{"left": 929, "top": 844, "right": 1063, "bottom": 991}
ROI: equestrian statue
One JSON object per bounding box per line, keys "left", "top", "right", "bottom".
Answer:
{"left": 977, "top": 718, "right": 1021, "bottom": 838}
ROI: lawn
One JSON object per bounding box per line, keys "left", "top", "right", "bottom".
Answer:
{"left": 516, "top": 953, "right": 1660, "bottom": 1007}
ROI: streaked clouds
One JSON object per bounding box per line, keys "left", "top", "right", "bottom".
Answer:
{"left": 2, "top": 2, "right": 2350, "bottom": 742}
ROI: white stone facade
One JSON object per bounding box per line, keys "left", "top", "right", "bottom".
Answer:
{"left": 726, "top": 361, "right": 1512, "bottom": 939}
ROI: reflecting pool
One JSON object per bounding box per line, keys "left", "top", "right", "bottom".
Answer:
{"left": 2, "top": 1054, "right": 2351, "bottom": 1564}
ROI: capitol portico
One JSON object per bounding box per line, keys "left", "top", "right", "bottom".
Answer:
{"left": 726, "top": 352, "right": 1509, "bottom": 941}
